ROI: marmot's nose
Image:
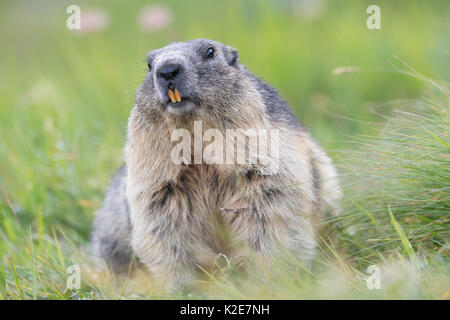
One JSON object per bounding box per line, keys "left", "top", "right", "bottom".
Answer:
{"left": 157, "top": 63, "right": 182, "bottom": 82}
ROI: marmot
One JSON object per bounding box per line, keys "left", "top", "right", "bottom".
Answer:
{"left": 90, "top": 39, "right": 341, "bottom": 290}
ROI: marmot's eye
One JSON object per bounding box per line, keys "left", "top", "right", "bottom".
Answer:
{"left": 147, "top": 62, "right": 152, "bottom": 70}
{"left": 204, "top": 47, "right": 215, "bottom": 59}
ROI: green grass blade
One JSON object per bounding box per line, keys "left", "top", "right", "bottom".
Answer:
{"left": 352, "top": 200, "right": 381, "bottom": 229}
{"left": 37, "top": 205, "right": 44, "bottom": 247}
{"left": 29, "top": 228, "right": 38, "bottom": 300}
{"left": 11, "top": 263, "right": 23, "bottom": 299}
{"left": 0, "top": 255, "right": 7, "bottom": 298}
{"left": 388, "top": 205, "right": 416, "bottom": 260}
{"left": 52, "top": 228, "right": 65, "bottom": 269}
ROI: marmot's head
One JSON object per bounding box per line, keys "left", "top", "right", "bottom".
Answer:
{"left": 136, "top": 39, "right": 265, "bottom": 127}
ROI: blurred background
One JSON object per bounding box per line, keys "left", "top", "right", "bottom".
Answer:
{"left": 0, "top": 0, "right": 449, "bottom": 300}
{"left": 0, "top": 0, "right": 448, "bottom": 263}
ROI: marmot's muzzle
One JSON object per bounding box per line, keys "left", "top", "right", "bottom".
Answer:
{"left": 157, "top": 62, "right": 184, "bottom": 103}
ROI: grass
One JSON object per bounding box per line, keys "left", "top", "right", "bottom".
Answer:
{"left": 0, "top": 0, "right": 449, "bottom": 299}
{"left": 337, "top": 72, "right": 449, "bottom": 258}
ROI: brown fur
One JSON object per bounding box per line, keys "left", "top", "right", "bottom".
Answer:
{"left": 91, "top": 39, "right": 341, "bottom": 290}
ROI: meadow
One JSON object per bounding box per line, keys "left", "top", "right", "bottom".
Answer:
{"left": 0, "top": 0, "right": 448, "bottom": 299}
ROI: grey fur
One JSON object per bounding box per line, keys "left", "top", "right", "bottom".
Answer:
{"left": 90, "top": 165, "right": 133, "bottom": 273}
{"left": 90, "top": 39, "right": 341, "bottom": 289}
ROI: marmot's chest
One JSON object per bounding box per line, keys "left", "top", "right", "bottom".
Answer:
{"left": 150, "top": 164, "right": 249, "bottom": 214}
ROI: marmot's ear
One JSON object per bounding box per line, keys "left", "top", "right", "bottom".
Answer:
{"left": 225, "top": 46, "right": 239, "bottom": 66}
